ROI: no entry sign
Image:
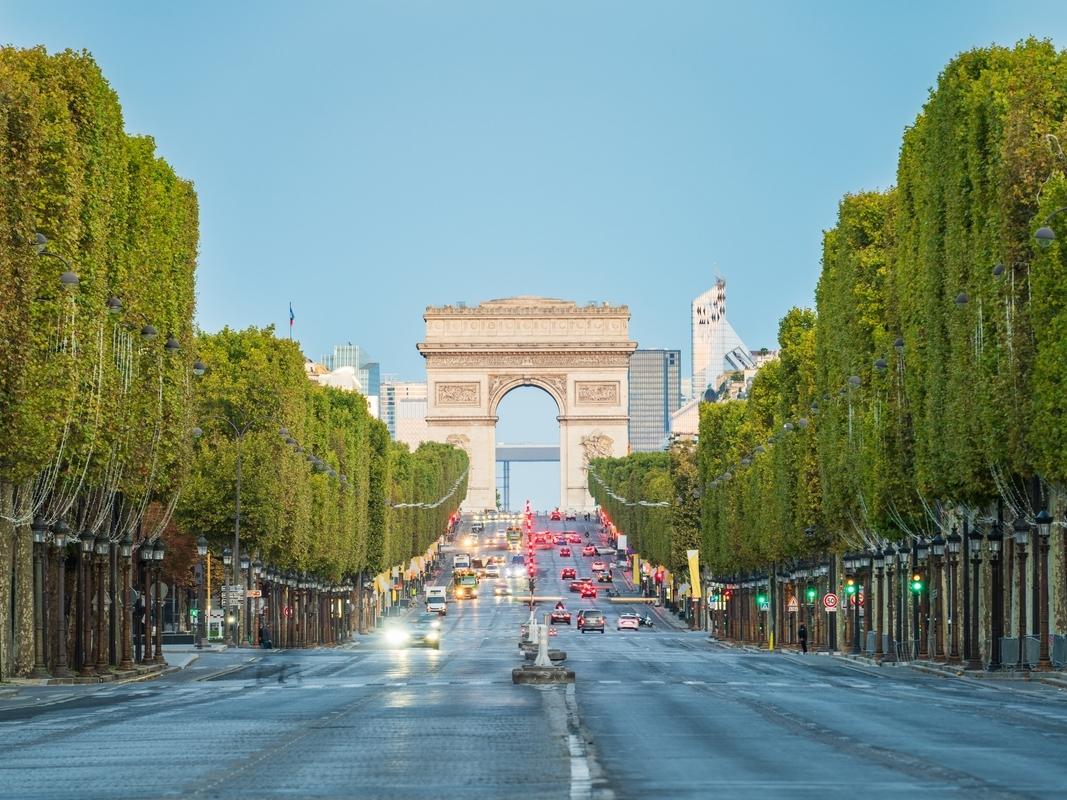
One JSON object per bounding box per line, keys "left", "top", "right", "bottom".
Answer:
{"left": 823, "top": 592, "right": 839, "bottom": 612}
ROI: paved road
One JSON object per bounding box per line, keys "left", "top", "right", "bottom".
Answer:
{"left": 2, "top": 516, "right": 1067, "bottom": 799}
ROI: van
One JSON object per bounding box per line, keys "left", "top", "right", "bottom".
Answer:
{"left": 453, "top": 553, "right": 471, "bottom": 569}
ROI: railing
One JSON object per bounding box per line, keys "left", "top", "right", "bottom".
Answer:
{"left": 1052, "top": 634, "right": 1067, "bottom": 669}
{"left": 864, "top": 630, "right": 878, "bottom": 657}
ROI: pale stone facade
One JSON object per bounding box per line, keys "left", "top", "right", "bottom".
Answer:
{"left": 417, "top": 296, "right": 636, "bottom": 511}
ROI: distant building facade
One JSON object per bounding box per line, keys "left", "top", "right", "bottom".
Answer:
{"left": 628, "top": 349, "right": 682, "bottom": 451}
{"left": 322, "top": 343, "right": 380, "bottom": 397}
{"left": 691, "top": 277, "right": 755, "bottom": 396}
{"left": 380, "top": 381, "right": 429, "bottom": 440}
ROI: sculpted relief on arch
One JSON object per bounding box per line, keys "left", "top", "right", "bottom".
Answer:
{"left": 580, "top": 433, "right": 614, "bottom": 467}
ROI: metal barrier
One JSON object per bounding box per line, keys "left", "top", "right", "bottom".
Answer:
{"left": 1000, "top": 637, "right": 1020, "bottom": 671}
{"left": 1052, "top": 634, "right": 1067, "bottom": 668}
{"left": 895, "top": 640, "right": 916, "bottom": 662}
{"left": 1023, "top": 636, "right": 1040, "bottom": 668}
{"left": 864, "top": 630, "right": 878, "bottom": 657}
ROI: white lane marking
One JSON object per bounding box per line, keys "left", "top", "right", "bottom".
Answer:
{"left": 342, "top": 683, "right": 366, "bottom": 688}
{"left": 766, "top": 682, "right": 790, "bottom": 687}
{"left": 683, "top": 680, "right": 706, "bottom": 685}
{"left": 726, "top": 681, "right": 749, "bottom": 686}
{"left": 388, "top": 682, "right": 407, "bottom": 687}
{"left": 598, "top": 680, "right": 621, "bottom": 684}
{"left": 640, "top": 679, "right": 664, "bottom": 684}
{"left": 569, "top": 733, "right": 591, "bottom": 799}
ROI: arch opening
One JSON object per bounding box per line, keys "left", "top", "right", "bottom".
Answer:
{"left": 495, "top": 385, "right": 561, "bottom": 513}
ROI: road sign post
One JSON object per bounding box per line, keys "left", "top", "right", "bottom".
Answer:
{"left": 823, "top": 593, "right": 839, "bottom": 612}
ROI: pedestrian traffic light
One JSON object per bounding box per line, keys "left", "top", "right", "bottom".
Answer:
{"left": 756, "top": 592, "right": 768, "bottom": 606}
{"left": 805, "top": 585, "right": 817, "bottom": 602}
{"left": 190, "top": 608, "right": 199, "bottom": 620}
{"left": 844, "top": 578, "right": 857, "bottom": 596}
{"left": 910, "top": 572, "right": 924, "bottom": 593}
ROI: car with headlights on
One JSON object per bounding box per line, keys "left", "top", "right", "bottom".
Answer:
{"left": 579, "top": 584, "right": 598, "bottom": 599}
{"left": 383, "top": 614, "right": 442, "bottom": 649}
{"left": 492, "top": 580, "right": 511, "bottom": 596}
{"left": 559, "top": 546, "right": 572, "bottom": 557}
{"left": 582, "top": 545, "right": 597, "bottom": 557}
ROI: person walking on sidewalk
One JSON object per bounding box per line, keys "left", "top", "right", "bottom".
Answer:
{"left": 798, "top": 623, "right": 808, "bottom": 654}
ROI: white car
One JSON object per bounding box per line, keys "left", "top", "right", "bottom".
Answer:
{"left": 591, "top": 559, "right": 606, "bottom": 572}
{"left": 617, "top": 613, "right": 640, "bottom": 631}
{"left": 483, "top": 565, "right": 500, "bottom": 578}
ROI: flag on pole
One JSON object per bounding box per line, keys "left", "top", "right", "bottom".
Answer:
{"left": 289, "top": 302, "right": 294, "bottom": 339}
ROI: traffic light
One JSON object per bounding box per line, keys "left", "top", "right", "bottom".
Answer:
{"left": 527, "top": 577, "right": 536, "bottom": 592}
{"left": 190, "top": 608, "right": 199, "bottom": 621}
{"left": 755, "top": 592, "right": 768, "bottom": 606}
{"left": 723, "top": 589, "right": 732, "bottom": 600}
{"left": 805, "top": 585, "right": 817, "bottom": 602}
{"left": 910, "top": 572, "right": 924, "bottom": 594}
{"left": 844, "top": 578, "right": 857, "bottom": 596}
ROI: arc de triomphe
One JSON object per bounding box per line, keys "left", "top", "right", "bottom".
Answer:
{"left": 417, "top": 297, "right": 636, "bottom": 511}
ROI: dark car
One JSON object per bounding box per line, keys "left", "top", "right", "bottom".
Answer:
{"left": 577, "top": 609, "right": 605, "bottom": 633}
{"left": 561, "top": 567, "right": 576, "bottom": 579}
{"left": 597, "top": 572, "right": 613, "bottom": 583}
{"left": 550, "top": 608, "right": 572, "bottom": 625}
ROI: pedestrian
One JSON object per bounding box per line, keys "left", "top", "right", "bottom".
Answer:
{"left": 259, "top": 623, "right": 272, "bottom": 649}
{"left": 798, "top": 622, "right": 808, "bottom": 654}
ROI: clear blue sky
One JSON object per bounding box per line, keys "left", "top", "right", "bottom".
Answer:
{"left": 4, "top": 2, "right": 1064, "bottom": 510}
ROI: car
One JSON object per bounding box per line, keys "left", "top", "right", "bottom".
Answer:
{"left": 617, "top": 613, "right": 640, "bottom": 631}
{"left": 579, "top": 584, "right": 598, "bottom": 599}
{"left": 492, "top": 580, "right": 510, "bottom": 596}
{"left": 597, "top": 572, "right": 613, "bottom": 583}
{"left": 569, "top": 578, "right": 592, "bottom": 592}
{"left": 483, "top": 565, "right": 500, "bottom": 578}
{"left": 554, "top": 535, "right": 568, "bottom": 545}
{"left": 591, "top": 559, "right": 606, "bottom": 572}
{"left": 566, "top": 533, "right": 582, "bottom": 544}
{"left": 550, "top": 608, "right": 572, "bottom": 625}
{"left": 595, "top": 545, "right": 617, "bottom": 556}
{"left": 577, "top": 609, "right": 605, "bottom": 633}
{"left": 384, "top": 613, "right": 442, "bottom": 649}
{"left": 559, "top": 547, "right": 571, "bottom": 557}
{"left": 549, "top": 510, "right": 563, "bottom": 521}
{"left": 582, "top": 545, "right": 596, "bottom": 557}
{"left": 561, "top": 567, "right": 576, "bottom": 579}
{"left": 564, "top": 510, "right": 577, "bottom": 520}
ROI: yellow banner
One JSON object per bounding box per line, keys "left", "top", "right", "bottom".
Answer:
{"left": 686, "top": 549, "right": 701, "bottom": 599}
{"left": 632, "top": 553, "right": 640, "bottom": 585}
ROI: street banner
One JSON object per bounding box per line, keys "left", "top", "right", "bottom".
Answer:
{"left": 686, "top": 549, "right": 701, "bottom": 599}
{"left": 632, "top": 553, "right": 640, "bottom": 585}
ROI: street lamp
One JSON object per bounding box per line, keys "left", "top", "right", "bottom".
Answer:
{"left": 196, "top": 536, "right": 208, "bottom": 650}
{"left": 78, "top": 532, "right": 97, "bottom": 676}
{"left": 118, "top": 533, "right": 134, "bottom": 670}
{"left": 222, "top": 546, "right": 234, "bottom": 646}
{"left": 986, "top": 524, "right": 1003, "bottom": 671}
{"left": 1012, "top": 517, "right": 1031, "bottom": 672}
{"left": 1034, "top": 509, "right": 1053, "bottom": 670}
{"left": 152, "top": 539, "right": 166, "bottom": 664}
{"left": 1034, "top": 207, "right": 1067, "bottom": 248}
{"left": 30, "top": 517, "right": 50, "bottom": 678}
{"left": 946, "top": 527, "right": 962, "bottom": 662}
{"left": 873, "top": 549, "right": 886, "bottom": 659}
{"left": 896, "top": 544, "right": 910, "bottom": 659}
{"left": 94, "top": 534, "right": 110, "bottom": 674}
{"left": 930, "top": 534, "right": 945, "bottom": 660}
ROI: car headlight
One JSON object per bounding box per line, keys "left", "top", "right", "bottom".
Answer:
{"left": 385, "top": 628, "right": 409, "bottom": 646}
{"left": 426, "top": 630, "right": 439, "bottom": 642}
{"left": 430, "top": 619, "right": 441, "bottom": 629}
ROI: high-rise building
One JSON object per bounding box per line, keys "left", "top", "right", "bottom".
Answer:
{"left": 691, "top": 277, "right": 755, "bottom": 395}
{"left": 628, "top": 349, "right": 682, "bottom": 452}
{"left": 380, "top": 381, "right": 428, "bottom": 440}
{"left": 322, "top": 343, "right": 380, "bottom": 398}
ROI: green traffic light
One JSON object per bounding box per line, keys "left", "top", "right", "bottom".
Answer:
{"left": 844, "top": 579, "right": 857, "bottom": 596}
{"left": 910, "top": 573, "right": 924, "bottom": 593}
{"left": 756, "top": 593, "right": 768, "bottom": 605}
{"left": 805, "top": 586, "right": 816, "bottom": 601}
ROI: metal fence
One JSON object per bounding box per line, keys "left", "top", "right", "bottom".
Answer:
{"left": 1053, "top": 634, "right": 1067, "bottom": 668}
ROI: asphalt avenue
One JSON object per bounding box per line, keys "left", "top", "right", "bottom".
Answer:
{"left": 2, "top": 517, "right": 1067, "bottom": 799}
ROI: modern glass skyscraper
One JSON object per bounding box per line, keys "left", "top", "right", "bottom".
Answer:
{"left": 323, "top": 343, "right": 380, "bottom": 397}
{"left": 628, "top": 349, "right": 682, "bottom": 452}
{"left": 691, "top": 277, "right": 754, "bottom": 394}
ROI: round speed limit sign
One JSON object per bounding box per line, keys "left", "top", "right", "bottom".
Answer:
{"left": 823, "top": 593, "right": 839, "bottom": 612}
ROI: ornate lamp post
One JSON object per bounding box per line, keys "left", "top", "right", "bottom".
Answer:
{"left": 239, "top": 552, "right": 251, "bottom": 646}
{"left": 1012, "top": 517, "right": 1030, "bottom": 672}
{"left": 95, "top": 534, "right": 111, "bottom": 673}
{"left": 252, "top": 558, "right": 263, "bottom": 646}
{"left": 844, "top": 553, "right": 861, "bottom": 655}
{"left": 873, "top": 549, "right": 886, "bottom": 659}
{"left": 883, "top": 545, "right": 896, "bottom": 662}
{"left": 930, "top": 533, "right": 945, "bottom": 660}
{"left": 946, "top": 527, "right": 962, "bottom": 662}
{"left": 119, "top": 533, "right": 134, "bottom": 670}
{"left": 964, "top": 526, "right": 983, "bottom": 670}
{"left": 986, "top": 524, "right": 1003, "bottom": 671}
{"left": 1034, "top": 510, "right": 1052, "bottom": 670}
{"left": 78, "top": 532, "right": 97, "bottom": 677}
{"left": 222, "top": 546, "right": 234, "bottom": 646}
{"left": 30, "top": 517, "right": 51, "bottom": 678}
{"left": 915, "top": 537, "right": 929, "bottom": 658}
{"left": 50, "top": 521, "right": 73, "bottom": 678}
{"left": 153, "top": 539, "right": 166, "bottom": 664}
{"left": 196, "top": 536, "right": 208, "bottom": 649}
{"left": 896, "top": 544, "right": 910, "bottom": 657}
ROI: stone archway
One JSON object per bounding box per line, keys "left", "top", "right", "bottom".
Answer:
{"left": 417, "top": 296, "right": 636, "bottom": 511}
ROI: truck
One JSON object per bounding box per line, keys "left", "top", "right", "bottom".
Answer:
{"left": 453, "top": 553, "right": 471, "bottom": 569}
{"left": 506, "top": 527, "right": 522, "bottom": 550}
{"left": 426, "top": 586, "right": 447, "bottom": 615}
{"left": 453, "top": 570, "right": 479, "bottom": 600}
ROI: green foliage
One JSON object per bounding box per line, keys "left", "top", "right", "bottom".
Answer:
{"left": 178, "top": 327, "right": 467, "bottom": 580}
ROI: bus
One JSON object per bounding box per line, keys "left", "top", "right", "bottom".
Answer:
{"left": 506, "top": 527, "right": 522, "bottom": 550}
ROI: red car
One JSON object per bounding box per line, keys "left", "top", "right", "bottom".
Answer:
{"left": 569, "top": 577, "right": 592, "bottom": 592}
{"left": 549, "top": 510, "right": 563, "bottom": 521}
{"left": 567, "top": 533, "right": 582, "bottom": 544}
{"left": 579, "top": 584, "right": 598, "bottom": 599}
{"left": 582, "top": 545, "right": 596, "bottom": 557}
{"left": 550, "top": 608, "right": 572, "bottom": 625}
{"left": 561, "top": 567, "right": 576, "bottom": 579}
{"left": 559, "top": 547, "right": 572, "bottom": 557}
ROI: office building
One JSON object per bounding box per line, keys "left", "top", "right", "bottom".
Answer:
{"left": 628, "top": 349, "right": 682, "bottom": 452}
{"left": 380, "top": 381, "right": 429, "bottom": 440}
{"left": 322, "top": 343, "right": 380, "bottom": 397}
{"left": 691, "top": 277, "right": 755, "bottom": 396}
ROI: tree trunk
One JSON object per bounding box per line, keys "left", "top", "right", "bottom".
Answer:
{"left": 13, "top": 480, "right": 35, "bottom": 675}
{"left": 0, "top": 482, "right": 14, "bottom": 680}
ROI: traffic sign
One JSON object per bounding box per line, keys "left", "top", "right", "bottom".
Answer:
{"left": 823, "top": 592, "right": 839, "bottom": 612}
{"left": 787, "top": 596, "right": 799, "bottom": 613}
{"left": 848, "top": 591, "right": 865, "bottom": 607}
{"left": 246, "top": 589, "right": 262, "bottom": 598}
